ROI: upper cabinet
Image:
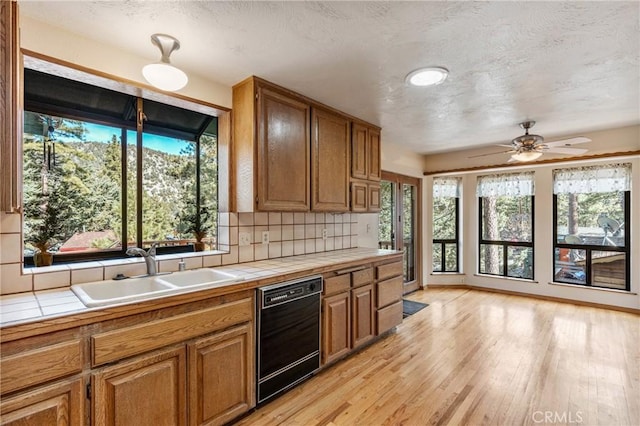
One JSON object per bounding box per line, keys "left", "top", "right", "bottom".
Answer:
{"left": 232, "top": 76, "right": 379, "bottom": 213}
{"left": 233, "top": 77, "right": 310, "bottom": 212}
{"left": 349, "top": 122, "right": 381, "bottom": 213}
{"left": 311, "top": 108, "right": 350, "bottom": 212}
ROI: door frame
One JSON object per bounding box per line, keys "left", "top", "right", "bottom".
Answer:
{"left": 381, "top": 171, "right": 422, "bottom": 294}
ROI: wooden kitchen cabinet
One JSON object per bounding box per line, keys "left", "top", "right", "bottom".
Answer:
{"left": 322, "top": 291, "right": 351, "bottom": 365}
{"left": 233, "top": 77, "right": 310, "bottom": 212}
{"left": 351, "top": 283, "right": 375, "bottom": 348}
{"left": 350, "top": 182, "right": 380, "bottom": 213}
{"left": 0, "top": 378, "right": 84, "bottom": 426}
{"left": 188, "top": 323, "right": 254, "bottom": 426}
{"left": 351, "top": 123, "right": 381, "bottom": 182}
{"left": 367, "top": 128, "right": 381, "bottom": 181}
{"left": 375, "top": 260, "right": 404, "bottom": 335}
{"left": 92, "top": 346, "right": 187, "bottom": 426}
{"left": 311, "top": 107, "right": 350, "bottom": 212}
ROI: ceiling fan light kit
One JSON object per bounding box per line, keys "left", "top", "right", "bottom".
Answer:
{"left": 142, "top": 33, "right": 188, "bottom": 92}
{"left": 471, "top": 120, "right": 592, "bottom": 163}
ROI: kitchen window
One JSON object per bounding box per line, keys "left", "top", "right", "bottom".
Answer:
{"left": 432, "top": 176, "right": 460, "bottom": 272}
{"left": 552, "top": 163, "right": 631, "bottom": 290}
{"left": 477, "top": 172, "right": 534, "bottom": 280}
{"left": 22, "top": 68, "right": 219, "bottom": 266}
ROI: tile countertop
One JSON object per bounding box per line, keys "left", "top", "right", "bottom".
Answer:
{"left": 0, "top": 248, "right": 401, "bottom": 329}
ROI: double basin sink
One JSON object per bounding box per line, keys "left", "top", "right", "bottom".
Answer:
{"left": 71, "top": 269, "right": 244, "bottom": 307}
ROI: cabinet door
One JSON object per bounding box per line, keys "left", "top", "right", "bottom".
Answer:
{"left": 0, "top": 378, "right": 84, "bottom": 426}
{"left": 257, "top": 86, "right": 310, "bottom": 211}
{"left": 368, "top": 183, "right": 381, "bottom": 212}
{"left": 188, "top": 323, "right": 254, "bottom": 426}
{"left": 350, "top": 181, "right": 368, "bottom": 213}
{"left": 311, "top": 108, "right": 350, "bottom": 212}
{"left": 351, "top": 284, "right": 375, "bottom": 349}
{"left": 322, "top": 292, "right": 351, "bottom": 365}
{"left": 351, "top": 123, "right": 368, "bottom": 180}
{"left": 92, "top": 347, "right": 186, "bottom": 426}
{"left": 368, "top": 128, "right": 381, "bottom": 181}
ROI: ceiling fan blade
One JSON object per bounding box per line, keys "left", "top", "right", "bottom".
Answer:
{"left": 468, "top": 149, "right": 514, "bottom": 158}
{"left": 544, "top": 137, "right": 591, "bottom": 147}
{"left": 545, "top": 147, "right": 588, "bottom": 155}
{"left": 497, "top": 144, "right": 515, "bottom": 148}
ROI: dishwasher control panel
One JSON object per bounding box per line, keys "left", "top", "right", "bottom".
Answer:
{"left": 259, "top": 276, "right": 323, "bottom": 308}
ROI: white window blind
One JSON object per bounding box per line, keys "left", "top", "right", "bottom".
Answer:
{"left": 433, "top": 177, "right": 461, "bottom": 198}
{"left": 553, "top": 163, "right": 632, "bottom": 194}
{"left": 476, "top": 172, "right": 535, "bottom": 197}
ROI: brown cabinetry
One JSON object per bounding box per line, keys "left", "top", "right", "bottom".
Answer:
{"left": 233, "top": 76, "right": 379, "bottom": 213}
{"left": 93, "top": 347, "right": 187, "bottom": 426}
{"left": 188, "top": 323, "right": 254, "bottom": 426}
{"left": 311, "top": 108, "right": 350, "bottom": 212}
{"left": 350, "top": 123, "right": 381, "bottom": 212}
{"left": 375, "top": 261, "right": 404, "bottom": 335}
{"left": 233, "top": 77, "right": 311, "bottom": 212}
{"left": 321, "top": 265, "right": 375, "bottom": 365}
{"left": 0, "top": 378, "right": 84, "bottom": 426}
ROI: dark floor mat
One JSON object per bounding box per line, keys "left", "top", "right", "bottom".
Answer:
{"left": 403, "top": 299, "right": 429, "bottom": 318}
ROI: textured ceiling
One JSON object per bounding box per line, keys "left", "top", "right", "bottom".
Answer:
{"left": 19, "top": 1, "right": 640, "bottom": 155}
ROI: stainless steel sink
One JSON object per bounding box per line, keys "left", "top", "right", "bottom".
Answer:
{"left": 71, "top": 276, "right": 176, "bottom": 307}
{"left": 157, "top": 269, "right": 243, "bottom": 288}
{"left": 71, "top": 268, "right": 244, "bottom": 307}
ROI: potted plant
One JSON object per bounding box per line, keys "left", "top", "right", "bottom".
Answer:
{"left": 183, "top": 204, "right": 211, "bottom": 252}
{"left": 24, "top": 191, "right": 65, "bottom": 267}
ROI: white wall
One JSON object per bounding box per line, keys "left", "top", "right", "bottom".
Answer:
{"left": 425, "top": 155, "right": 640, "bottom": 310}
{"left": 19, "top": 16, "right": 232, "bottom": 108}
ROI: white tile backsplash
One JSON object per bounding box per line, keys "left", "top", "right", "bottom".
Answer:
{"left": 0, "top": 211, "right": 362, "bottom": 294}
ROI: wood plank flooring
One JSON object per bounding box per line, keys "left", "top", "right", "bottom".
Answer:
{"left": 236, "top": 288, "right": 639, "bottom": 426}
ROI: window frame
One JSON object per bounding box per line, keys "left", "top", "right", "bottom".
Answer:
{"left": 21, "top": 63, "right": 224, "bottom": 266}
{"left": 432, "top": 196, "right": 459, "bottom": 273}
{"left": 478, "top": 195, "right": 535, "bottom": 280}
{"left": 552, "top": 190, "right": 630, "bottom": 290}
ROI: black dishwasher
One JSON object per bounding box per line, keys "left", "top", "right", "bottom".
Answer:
{"left": 256, "top": 275, "right": 323, "bottom": 403}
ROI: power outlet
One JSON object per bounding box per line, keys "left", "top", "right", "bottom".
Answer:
{"left": 261, "top": 231, "right": 270, "bottom": 245}
{"left": 322, "top": 228, "right": 327, "bottom": 240}
{"left": 239, "top": 232, "right": 251, "bottom": 246}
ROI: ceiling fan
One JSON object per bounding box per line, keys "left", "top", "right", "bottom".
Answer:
{"left": 472, "top": 121, "right": 591, "bottom": 162}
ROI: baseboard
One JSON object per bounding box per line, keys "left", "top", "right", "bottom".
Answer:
{"left": 424, "top": 284, "right": 640, "bottom": 315}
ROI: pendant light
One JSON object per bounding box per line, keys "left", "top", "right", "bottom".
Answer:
{"left": 142, "top": 34, "right": 188, "bottom": 92}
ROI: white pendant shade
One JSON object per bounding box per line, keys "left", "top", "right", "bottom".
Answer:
{"left": 142, "top": 62, "right": 188, "bottom": 91}
{"left": 142, "top": 33, "right": 188, "bottom": 92}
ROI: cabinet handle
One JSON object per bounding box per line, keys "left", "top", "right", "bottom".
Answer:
{"left": 334, "top": 266, "right": 367, "bottom": 275}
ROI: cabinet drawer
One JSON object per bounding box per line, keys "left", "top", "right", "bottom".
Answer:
{"left": 92, "top": 297, "right": 253, "bottom": 366}
{"left": 376, "top": 261, "right": 403, "bottom": 281}
{"left": 377, "top": 276, "right": 403, "bottom": 308}
{"left": 324, "top": 274, "right": 351, "bottom": 296}
{"left": 0, "top": 340, "right": 83, "bottom": 395}
{"left": 377, "top": 301, "right": 403, "bottom": 335}
{"left": 352, "top": 267, "right": 373, "bottom": 288}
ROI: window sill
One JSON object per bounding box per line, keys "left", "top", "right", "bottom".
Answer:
{"left": 474, "top": 273, "right": 539, "bottom": 284}
{"left": 548, "top": 281, "right": 636, "bottom": 295}
{"left": 431, "top": 272, "right": 465, "bottom": 276}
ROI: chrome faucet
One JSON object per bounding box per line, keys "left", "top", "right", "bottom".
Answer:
{"left": 126, "top": 243, "right": 158, "bottom": 276}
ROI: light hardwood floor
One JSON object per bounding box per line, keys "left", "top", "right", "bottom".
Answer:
{"left": 236, "top": 288, "right": 639, "bottom": 426}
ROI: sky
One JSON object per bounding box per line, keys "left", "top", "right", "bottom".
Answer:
{"left": 84, "top": 122, "right": 187, "bottom": 156}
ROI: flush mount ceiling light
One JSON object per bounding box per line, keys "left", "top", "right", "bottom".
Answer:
{"left": 142, "top": 33, "right": 188, "bottom": 92}
{"left": 405, "top": 67, "right": 449, "bottom": 87}
{"left": 511, "top": 151, "right": 543, "bottom": 162}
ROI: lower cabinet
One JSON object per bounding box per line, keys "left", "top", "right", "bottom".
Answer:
{"left": 188, "top": 323, "right": 254, "bottom": 426}
{"left": 322, "top": 292, "right": 351, "bottom": 365}
{"left": 351, "top": 284, "right": 374, "bottom": 348}
{"left": 0, "top": 378, "right": 84, "bottom": 426}
{"left": 92, "top": 347, "right": 187, "bottom": 426}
